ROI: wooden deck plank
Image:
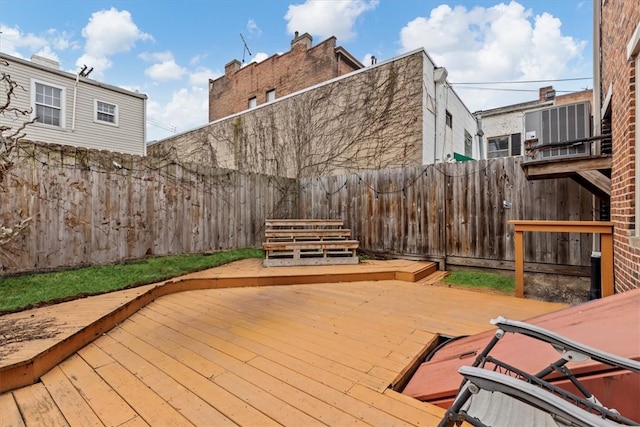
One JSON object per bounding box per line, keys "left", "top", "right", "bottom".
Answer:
{"left": 139, "top": 301, "right": 361, "bottom": 396}
{"left": 84, "top": 339, "right": 238, "bottom": 427}
{"left": 138, "top": 305, "right": 257, "bottom": 363}
{"left": 0, "top": 392, "right": 26, "bottom": 427}
{"left": 118, "top": 416, "right": 151, "bottom": 427}
{"left": 147, "top": 294, "right": 390, "bottom": 391}
{"left": 118, "top": 311, "right": 372, "bottom": 425}
{"left": 187, "top": 284, "right": 421, "bottom": 359}
{"left": 11, "top": 382, "right": 68, "bottom": 427}
{"left": 179, "top": 287, "right": 411, "bottom": 358}
{"left": 212, "top": 372, "right": 327, "bottom": 427}
{"left": 105, "top": 325, "right": 280, "bottom": 427}
{"left": 229, "top": 282, "right": 452, "bottom": 344}
{"left": 0, "top": 259, "right": 568, "bottom": 427}
{"left": 40, "top": 366, "right": 104, "bottom": 426}
{"left": 92, "top": 361, "right": 194, "bottom": 426}
{"left": 58, "top": 352, "right": 143, "bottom": 427}
{"left": 247, "top": 355, "right": 415, "bottom": 426}
{"left": 165, "top": 291, "right": 403, "bottom": 371}
{"left": 347, "top": 384, "right": 443, "bottom": 426}
{"left": 383, "top": 388, "right": 447, "bottom": 415}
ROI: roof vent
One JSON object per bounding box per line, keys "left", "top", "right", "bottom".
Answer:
{"left": 31, "top": 54, "right": 60, "bottom": 70}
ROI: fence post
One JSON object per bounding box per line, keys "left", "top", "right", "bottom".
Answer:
{"left": 514, "top": 229, "right": 524, "bottom": 298}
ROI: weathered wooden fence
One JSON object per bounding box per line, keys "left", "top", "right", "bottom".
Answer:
{"left": 299, "top": 158, "right": 594, "bottom": 273}
{"left": 1, "top": 144, "right": 595, "bottom": 275}
{"left": 0, "top": 143, "right": 296, "bottom": 274}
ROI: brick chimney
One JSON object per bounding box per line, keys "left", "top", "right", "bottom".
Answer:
{"left": 539, "top": 86, "right": 556, "bottom": 101}
{"left": 291, "top": 31, "right": 312, "bottom": 50}
{"left": 225, "top": 59, "right": 241, "bottom": 75}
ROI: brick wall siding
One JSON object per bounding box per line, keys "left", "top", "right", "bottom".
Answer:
{"left": 601, "top": 0, "right": 640, "bottom": 291}
{"left": 209, "top": 35, "right": 361, "bottom": 121}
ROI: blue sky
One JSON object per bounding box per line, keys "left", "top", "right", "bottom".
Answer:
{"left": 0, "top": 0, "right": 593, "bottom": 141}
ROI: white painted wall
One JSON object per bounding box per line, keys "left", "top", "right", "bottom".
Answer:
{"left": 445, "top": 86, "right": 477, "bottom": 160}
{"left": 480, "top": 109, "right": 525, "bottom": 157}
{"left": 421, "top": 51, "right": 477, "bottom": 164}
{"left": 0, "top": 54, "right": 147, "bottom": 156}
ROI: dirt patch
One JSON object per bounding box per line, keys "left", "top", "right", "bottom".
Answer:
{"left": 0, "top": 316, "right": 64, "bottom": 358}
{"left": 524, "top": 273, "right": 591, "bottom": 305}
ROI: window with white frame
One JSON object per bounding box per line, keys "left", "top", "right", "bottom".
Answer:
{"left": 464, "top": 130, "right": 473, "bottom": 157}
{"left": 248, "top": 97, "right": 257, "bottom": 108}
{"left": 95, "top": 100, "right": 118, "bottom": 125}
{"left": 487, "top": 133, "right": 522, "bottom": 158}
{"left": 32, "top": 80, "right": 65, "bottom": 128}
{"left": 445, "top": 110, "right": 452, "bottom": 128}
{"left": 266, "top": 89, "right": 275, "bottom": 102}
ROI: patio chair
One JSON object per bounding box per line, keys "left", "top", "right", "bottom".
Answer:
{"left": 438, "top": 316, "right": 640, "bottom": 427}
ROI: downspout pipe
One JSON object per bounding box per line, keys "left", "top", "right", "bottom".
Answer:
{"left": 476, "top": 113, "right": 484, "bottom": 159}
{"left": 593, "top": 0, "right": 602, "bottom": 149}
{"left": 72, "top": 72, "right": 79, "bottom": 131}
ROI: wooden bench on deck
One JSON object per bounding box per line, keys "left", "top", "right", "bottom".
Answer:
{"left": 263, "top": 219, "right": 359, "bottom": 267}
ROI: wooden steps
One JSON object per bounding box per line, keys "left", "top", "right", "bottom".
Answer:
{"left": 263, "top": 219, "right": 359, "bottom": 266}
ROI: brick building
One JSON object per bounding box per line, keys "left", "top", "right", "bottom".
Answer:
{"left": 208, "top": 32, "right": 363, "bottom": 122}
{"left": 596, "top": 0, "right": 640, "bottom": 291}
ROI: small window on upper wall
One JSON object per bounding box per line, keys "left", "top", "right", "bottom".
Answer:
{"left": 266, "top": 89, "right": 275, "bottom": 102}
{"left": 95, "top": 100, "right": 118, "bottom": 125}
{"left": 464, "top": 130, "right": 473, "bottom": 157}
{"left": 445, "top": 110, "right": 452, "bottom": 128}
{"left": 487, "top": 133, "right": 522, "bottom": 158}
{"left": 248, "top": 97, "right": 257, "bottom": 108}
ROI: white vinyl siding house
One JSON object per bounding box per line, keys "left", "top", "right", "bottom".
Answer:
{"left": 1, "top": 53, "right": 147, "bottom": 156}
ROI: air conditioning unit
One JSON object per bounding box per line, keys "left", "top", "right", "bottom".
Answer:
{"left": 523, "top": 101, "right": 591, "bottom": 162}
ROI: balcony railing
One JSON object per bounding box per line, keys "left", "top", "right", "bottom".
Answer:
{"left": 523, "top": 134, "right": 611, "bottom": 163}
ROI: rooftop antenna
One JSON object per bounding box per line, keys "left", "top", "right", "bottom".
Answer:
{"left": 79, "top": 65, "right": 93, "bottom": 78}
{"left": 240, "top": 33, "right": 252, "bottom": 63}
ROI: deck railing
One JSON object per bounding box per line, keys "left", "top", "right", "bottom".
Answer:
{"left": 508, "top": 220, "right": 614, "bottom": 298}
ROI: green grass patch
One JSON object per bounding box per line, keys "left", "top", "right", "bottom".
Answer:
{"left": 442, "top": 270, "right": 515, "bottom": 294}
{"left": 0, "top": 248, "right": 263, "bottom": 314}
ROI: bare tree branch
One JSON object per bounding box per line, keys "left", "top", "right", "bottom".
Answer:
{"left": 0, "top": 59, "right": 33, "bottom": 258}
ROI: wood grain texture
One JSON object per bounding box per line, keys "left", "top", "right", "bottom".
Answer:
{"left": 1, "top": 272, "right": 565, "bottom": 426}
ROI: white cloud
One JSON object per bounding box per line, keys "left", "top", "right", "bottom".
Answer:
{"left": 247, "top": 19, "right": 262, "bottom": 36}
{"left": 285, "top": 0, "right": 379, "bottom": 41}
{"left": 0, "top": 24, "right": 49, "bottom": 58}
{"left": 147, "top": 86, "right": 209, "bottom": 141}
{"left": 248, "top": 52, "right": 269, "bottom": 65}
{"left": 190, "top": 67, "right": 220, "bottom": 86}
{"left": 46, "top": 29, "right": 79, "bottom": 51}
{"left": 139, "top": 51, "right": 174, "bottom": 62}
{"left": 77, "top": 8, "right": 152, "bottom": 74}
{"left": 189, "top": 53, "right": 208, "bottom": 67}
{"left": 33, "top": 46, "right": 60, "bottom": 63}
{"left": 398, "top": 1, "right": 588, "bottom": 111}
{"left": 145, "top": 60, "right": 187, "bottom": 81}
{"left": 74, "top": 53, "right": 112, "bottom": 79}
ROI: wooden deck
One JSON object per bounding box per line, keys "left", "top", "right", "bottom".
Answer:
{"left": 0, "top": 259, "right": 566, "bottom": 426}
